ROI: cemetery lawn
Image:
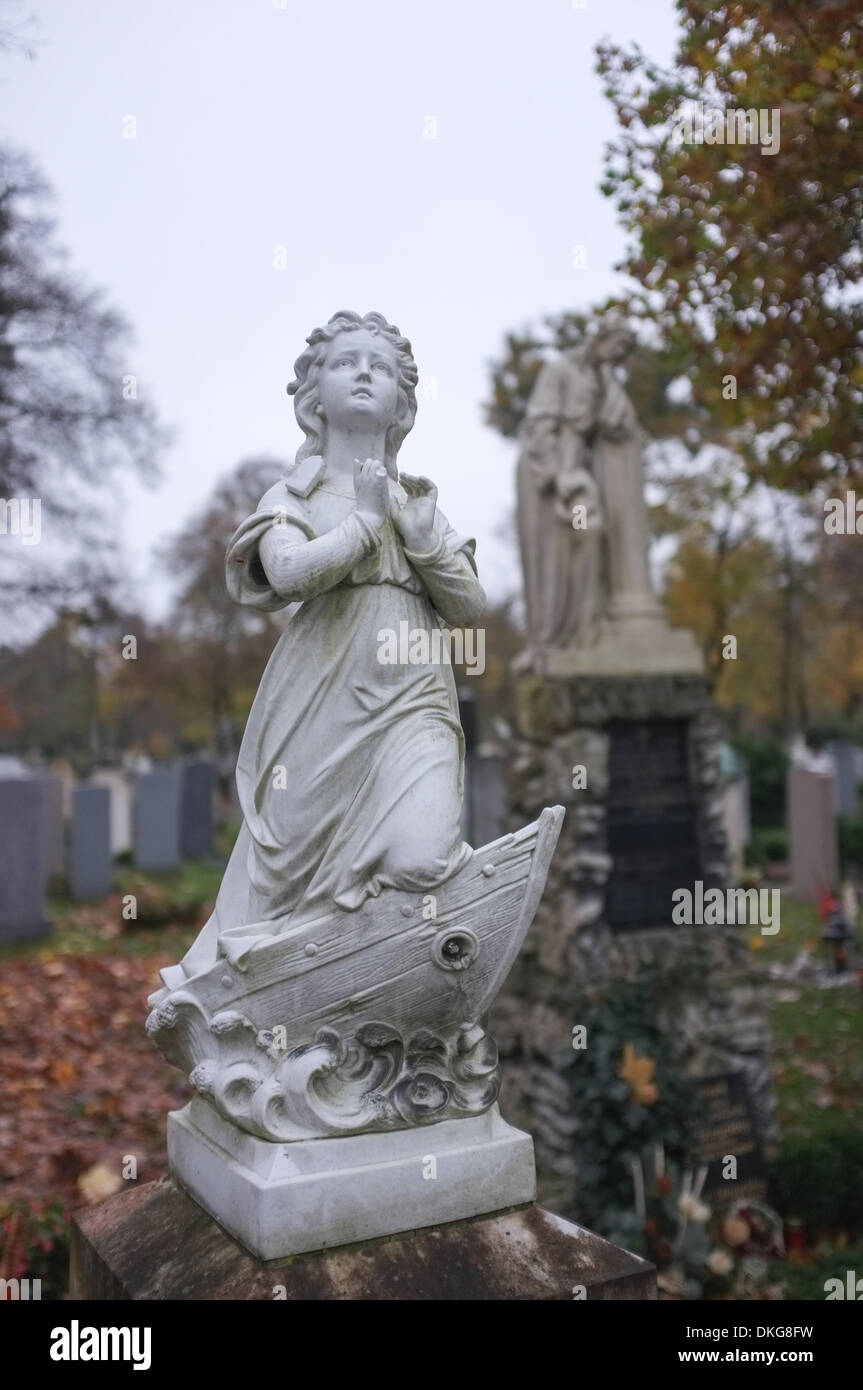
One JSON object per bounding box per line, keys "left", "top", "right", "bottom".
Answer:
{"left": 760, "top": 893, "right": 863, "bottom": 1296}
{"left": 762, "top": 896, "right": 863, "bottom": 1137}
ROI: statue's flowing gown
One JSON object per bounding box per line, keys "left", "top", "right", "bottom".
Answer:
{"left": 174, "top": 458, "right": 484, "bottom": 981}
{"left": 516, "top": 350, "right": 603, "bottom": 649}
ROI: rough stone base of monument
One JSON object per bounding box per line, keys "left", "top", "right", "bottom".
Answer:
{"left": 168, "top": 1096, "right": 536, "bottom": 1260}
{"left": 494, "top": 671, "right": 777, "bottom": 1216}
{"left": 70, "top": 1175, "right": 655, "bottom": 1300}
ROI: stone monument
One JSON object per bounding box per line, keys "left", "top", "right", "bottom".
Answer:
{"left": 496, "top": 312, "right": 775, "bottom": 1214}
{"left": 133, "top": 768, "right": 181, "bottom": 872}
{"left": 515, "top": 314, "right": 702, "bottom": 678}
{"left": 78, "top": 308, "right": 657, "bottom": 1297}
{"left": 0, "top": 773, "right": 50, "bottom": 944}
{"left": 788, "top": 740, "right": 839, "bottom": 902}
{"left": 69, "top": 784, "right": 112, "bottom": 901}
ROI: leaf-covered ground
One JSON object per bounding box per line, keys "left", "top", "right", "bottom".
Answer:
{"left": 1, "top": 877, "right": 860, "bottom": 1300}
{"left": 0, "top": 949, "right": 191, "bottom": 1206}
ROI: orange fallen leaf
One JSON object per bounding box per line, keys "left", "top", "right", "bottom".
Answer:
{"left": 49, "top": 1060, "right": 77, "bottom": 1087}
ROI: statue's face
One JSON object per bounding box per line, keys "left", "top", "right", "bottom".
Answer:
{"left": 317, "top": 329, "right": 400, "bottom": 431}
{"left": 595, "top": 330, "right": 631, "bottom": 365}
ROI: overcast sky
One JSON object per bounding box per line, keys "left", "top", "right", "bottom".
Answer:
{"left": 5, "top": 0, "right": 678, "bottom": 613}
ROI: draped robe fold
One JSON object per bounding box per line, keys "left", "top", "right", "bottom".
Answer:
{"left": 174, "top": 462, "right": 484, "bottom": 979}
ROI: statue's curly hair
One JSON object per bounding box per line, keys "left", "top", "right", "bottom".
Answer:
{"left": 287, "top": 310, "right": 419, "bottom": 470}
{"left": 588, "top": 311, "right": 636, "bottom": 358}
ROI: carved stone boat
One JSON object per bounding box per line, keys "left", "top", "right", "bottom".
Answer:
{"left": 147, "top": 805, "right": 564, "bottom": 1142}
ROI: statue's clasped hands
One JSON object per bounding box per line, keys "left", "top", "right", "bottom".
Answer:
{"left": 354, "top": 457, "right": 437, "bottom": 553}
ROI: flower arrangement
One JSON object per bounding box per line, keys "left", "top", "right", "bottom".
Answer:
{"left": 629, "top": 1146, "right": 785, "bottom": 1299}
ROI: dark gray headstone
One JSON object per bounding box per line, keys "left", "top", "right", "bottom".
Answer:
{"left": 41, "top": 775, "right": 65, "bottom": 877}
{"left": 0, "top": 778, "right": 50, "bottom": 943}
{"left": 70, "top": 785, "right": 112, "bottom": 900}
{"left": 181, "top": 761, "right": 215, "bottom": 860}
{"left": 134, "top": 768, "right": 181, "bottom": 871}
{"left": 605, "top": 718, "right": 703, "bottom": 931}
{"left": 470, "top": 753, "right": 505, "bottom": 848}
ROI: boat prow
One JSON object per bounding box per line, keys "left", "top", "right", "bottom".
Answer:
{"left": 146, "top": 806, "right": 564, "bottom": 1140}
{"left": 173, "top": 806, "right": 563, "bottom": 1042}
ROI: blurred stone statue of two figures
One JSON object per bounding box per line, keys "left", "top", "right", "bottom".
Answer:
{"left": 515, "top": 312, "right": 665, "bottom": 673}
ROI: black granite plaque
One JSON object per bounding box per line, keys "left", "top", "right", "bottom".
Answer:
{"left": 605, "top": 718, "right": 701, "bottom": 931}
{"left": 693, "top": 1071, "right": 767, "bottom": 1205}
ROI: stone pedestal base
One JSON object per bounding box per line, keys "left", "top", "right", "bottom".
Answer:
{"left": 168, "top": 1097, "right": 536, "bottom": 1260}
{"left": 70, "top": 1177, "right": 656, "bottom": 1300}
{"left": 542, "top": 614, "right": 703, "bottom": 678}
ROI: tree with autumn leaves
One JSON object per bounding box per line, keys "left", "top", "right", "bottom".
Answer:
{"left": 485, "top": 2, "right": 863, "bottom": 737}
{"left": 596, "top": 0, "right": 863, "bottom": 491}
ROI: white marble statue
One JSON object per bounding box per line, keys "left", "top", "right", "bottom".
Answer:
{"left": 516, "top": 313, "right": 701, "bottom": 677}
{"left": 147, "top": 311, "right": 563, "bottom": 1257}
{"left": 176, "top": 312, "right": 481, "bottom": 967}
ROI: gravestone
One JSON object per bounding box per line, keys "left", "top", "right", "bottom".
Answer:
{"left": 826, "top": 740, "right": 860, "bottom": 819}
{"left": 458, "top": 689, "right": 478, "bottom": 842}
{"left": 40, "top": 775, "right": 65, "bottom": 878}
{"left": 605, "top": 718, "right": 703, "bottom": 931}
{"left": 788, "top": 751, "right": 838, "bottom": 901}
{"left": 721, "top": 774, "right": 751, "bottom": 881}
{"left": 0, "top": 777, "right": 50, "bottom": 943}
{"left": 693, "top": 1072, "right": 767, "bottom": 1206}
{"left": 92, "top": 768, "right": 133, "bottom": 854}
{"left": 70, "top": 785, "right": 112, "bottom": 900}
{"left": 470, "top": 749, "right": 506, "bottom": 849}
{"left": 134, "top": 769, "right": 181, "bottom": 872}
{"left": 719, "top": 745, "right": 751, "bottom": 882}
{"left": 0, "top": 755, "right": 29, "bottom": 777}
{"left": 50, "top": 759, "right": 77, "bottom": 819}
{"left": 180, "top": 760, "right": 214, "bottom": 860}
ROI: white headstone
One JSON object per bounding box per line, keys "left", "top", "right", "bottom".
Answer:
{"left": 92, "top": 768, "right": 133, "bottom": 854}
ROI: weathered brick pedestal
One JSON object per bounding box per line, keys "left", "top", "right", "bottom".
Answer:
{"left": 70, "top": 1178, "right": 655, "bottom": 1300}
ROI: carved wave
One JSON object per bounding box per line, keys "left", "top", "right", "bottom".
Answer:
{"left": 146, "top": 994, "right": 500, "bottom": 1141}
